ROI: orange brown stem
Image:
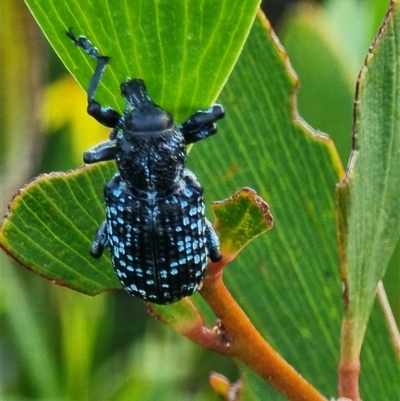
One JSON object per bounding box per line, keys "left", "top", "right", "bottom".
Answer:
{"left": 338, "top": 317, "right": 361, "bottom": 401}
{"left": 338, "top": 358, "right": 360, "bottom": 401}
{"left": 200, "top": 270, "right": 328, "bottom": 401}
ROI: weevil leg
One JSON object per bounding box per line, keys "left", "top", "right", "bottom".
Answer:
{"left": 205, "top": 219, "right": 222, "bottom": 262}
{"left": 182, "top": 169, "right": 203, "bottom": 193}
{"left": 66, "top": 28, "right": 121, "bottom": 128}
{"left": 86, "top": 102, "right": 122, "bottom": 129}
{"left": 90, "top": 220, "right": 108, "bottom": 258}
{"left": 179, "top": 104, "right": 225, "bottom": 144}
{"left": 83, "top": 139, "right": 117, "bottom": 164}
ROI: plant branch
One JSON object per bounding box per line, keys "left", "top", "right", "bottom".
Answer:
{"left": 199, "top": 259, "right": 328, "bottom": 401}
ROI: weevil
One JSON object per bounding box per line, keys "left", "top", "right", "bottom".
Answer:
{"left": 66, "top": 29, "right": 224, "bottom": 304}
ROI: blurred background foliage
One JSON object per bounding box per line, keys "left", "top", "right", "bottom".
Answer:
{"left": 1, "top": 0, "right": 398, "bottom": 400}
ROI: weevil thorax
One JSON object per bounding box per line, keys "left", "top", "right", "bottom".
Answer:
{"left": 115, "top": 79, "right": 187, "bottom": 194}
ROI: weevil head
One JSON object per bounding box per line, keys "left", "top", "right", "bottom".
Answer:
{"left": 121, "top": 79, "right": 174, "bottom": 134}
{"left": 116, "top": 79, "right": 187, "bottom": 192}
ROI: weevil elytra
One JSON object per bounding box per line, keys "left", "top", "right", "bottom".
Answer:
{"left": 67, "top": 29, "right": 224, "bottom": 304}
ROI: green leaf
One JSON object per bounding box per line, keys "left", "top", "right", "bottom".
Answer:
{"left": 212, "top": 187, "right": 274, "bottom": 258}
{"left": 336, "top": 0, "right": 400, "bottom": 358}
{"left": 24, "top": 0, "right": 261, "bottom": 121}
{"left": 188, "top": 11, "right": 398, "bottom": 399}
{"left": 0, "top": 163, "right": 119, "bottom": 295}
{"left": 191, "top": 12, "right": 342, "bottom": 398}
{"left": 278, "top": 2, "right": 356, "bottom": 166}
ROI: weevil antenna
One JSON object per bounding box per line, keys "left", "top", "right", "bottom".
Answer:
{"left": 66, "top": 28, "right": 110, "bottom": 102}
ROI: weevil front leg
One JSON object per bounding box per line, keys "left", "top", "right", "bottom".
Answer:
{"left": 205, "top": 219, "right": 222, "bottom": 262}
{"left": 179, "top": 104, "right": 225, "bottom": 144}
{"left": 66, "top": 28, "right": 121, "bottom": 128}
{"left": 83, "top": 139, "right": 117, "bottom": 164}
{"left": 90, "top": 220, "right": 108, "bottom": 258}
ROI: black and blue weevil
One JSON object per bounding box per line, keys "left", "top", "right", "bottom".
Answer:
{"left": 66, "top": 29, "right": 224, "bottom": 304}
